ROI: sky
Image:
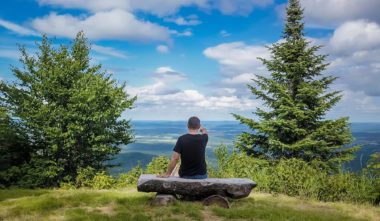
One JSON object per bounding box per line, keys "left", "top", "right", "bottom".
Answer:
{"left": 0, "top": 0, "right": 380, "bottom": 122}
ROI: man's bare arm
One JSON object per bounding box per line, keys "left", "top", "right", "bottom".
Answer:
{"left": 157, "top": 152, "right": 180, "bottom": 178}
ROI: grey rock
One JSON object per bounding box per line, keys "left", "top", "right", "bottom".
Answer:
{"left": 151, "top": 193, "right": 177, "bottom": 206}
{"left": 137, "top": 174, "right": 256, "bottom": 199}
{"left": 203, "top": 195, "right": 230, "bottom": 208}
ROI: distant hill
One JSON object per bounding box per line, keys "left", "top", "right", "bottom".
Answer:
{"left": 110, "top": 121, "right": 380, "bottom": 173}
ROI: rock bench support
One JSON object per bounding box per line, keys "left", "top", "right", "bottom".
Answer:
{"left": 137, "top": 174, "right": 257, "bottom": 207}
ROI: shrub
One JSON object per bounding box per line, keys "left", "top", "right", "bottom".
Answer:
{"left": 320, "top": 171, "right": 379, "bottom": 204}
{"left": 214, "top": 144, "right": 272, "bottom": 191}
{"left": 9, "top": 159, "right": 63, "bottom": 188}
{"left": 75, "top": 167, "right": 96, "bottom": 188}
{"left": 117, "top": 164, "right": 144, "bottom": 186}
{"left": 212, "top": 144, "right": 379, "bottom": 204}
{"left": 145, "top": 156, "right": 170, "bottom": 175}
{"left": 91, "top": 172, "right": 116, "bottom": 189}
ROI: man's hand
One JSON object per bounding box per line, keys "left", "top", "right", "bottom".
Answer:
{"left": 157, "top": 173, "right": 170, "bottom": 178}
{"left": 199, "top": 127, "right": 208, "bottom": 135}
{"left": 156, "top": 152, "right": 180, "bottom": 178}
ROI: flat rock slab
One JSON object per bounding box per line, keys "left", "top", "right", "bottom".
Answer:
{"left": 137, "top": 174, "right": 256, "bottom": 199}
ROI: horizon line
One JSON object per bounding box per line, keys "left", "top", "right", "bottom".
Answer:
{"left": 130, "top": 120, "right": 380, "bottom": 123}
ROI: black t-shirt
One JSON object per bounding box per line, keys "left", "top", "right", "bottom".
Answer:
{"left": 173, "top": 133, "right": 208, "bottom": 177}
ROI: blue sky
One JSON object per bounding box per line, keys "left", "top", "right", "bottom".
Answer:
{"left": 1, "top": 0, "right": 380, "bottom": 121}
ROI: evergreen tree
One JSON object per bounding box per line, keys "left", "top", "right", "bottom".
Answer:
{"left": 0, "top": 32, "right": 136, "bottom": 185}
{"left": 233, "top": 0, "right": 358, "bottom": 170}
{"left": 368, "top": 152, "right": 380, "bottom": 176}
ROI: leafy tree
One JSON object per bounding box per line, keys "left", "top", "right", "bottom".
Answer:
{"left": 0, "top": 32, "right": 136, "bottom": 185}
{"left": 233, "top": 0, "right": 358, "bottom": 170}
{"left": 0, "top": 107, "right": 30, "bottom": 171}
{"left": 0, "top": 107, "right": 32, "bottom": 186}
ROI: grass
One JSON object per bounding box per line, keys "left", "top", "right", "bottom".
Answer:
{"left": 0, "top": 188, "right": 379, "bottom": 221}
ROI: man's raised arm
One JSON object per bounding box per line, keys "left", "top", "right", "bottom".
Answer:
{"left": 200, "top": 127, "right": 208, "bottom": 135}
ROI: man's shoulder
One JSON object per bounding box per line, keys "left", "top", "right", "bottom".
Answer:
{"left": 178, "top": 134, "right": 188, "bottom": 140}
{"left": 179, "top": 134, "right": 187, "bottom": 138}
{"left": 179, "top": 134, "right": 207, "bottom": 140}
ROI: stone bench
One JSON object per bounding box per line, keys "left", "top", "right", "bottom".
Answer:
{"left": 137, "top": 174, "right": 257, "bottom": 208}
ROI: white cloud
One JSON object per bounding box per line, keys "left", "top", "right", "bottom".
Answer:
{"left": 92, "top": 44, "right": 128, "bottom": 59}
{"left": 126, "top": 66, "right": 259, "bottom": 114}
{"left": 320, "top": 20, "right": 380, "bottom": 97}
{"left": 0, "top": 19, "right": 38, "bottom": 36}
{"left": 131, "top": 88, "right": 259, "bottom": 110}
{"left": 328, "top": 85, "right": 380, "bottom": 121}
{"left": 126, "top": 41, "right": 268, "bottom": 115}
{"left": 329, "top": 20, "right": 380, "bottom": 55}
{"left": 209, "top": 0, "right": 273, "bottom": 15}
{"left": 38, "top": 0, "right": 272, "bottom": 16}
{"left": 165, "top": 14, "right": 202, "bottom": 26}
{"left": 127, "top": 67, "right": 185, "bottom": 96}
{"left": 329, "top": 48, "right": 380, "bottom": 97}
{"left": 203, "top": 41, "right": 270, "bottom": 76}
{"left": 300, "top": 0, "right": 380, "bottom": 28}
{"left": 156, "top": 45, "right": 170, "bottom": 54}
{"left": 0, "top": 46, "right": 20, "bottom": 60}
{"left": 219, "top": 30, "right": 230, "bottom": 37}
{"left": 32, "top": 10, "right": 171, "bottom": 42}
{"left": 131, "top": 0, "right": 208, "bottom": 17}
{"left": 221, "top": 73, "right": 255, "bottom": 85}
{"left": 38, "top": 0, "right": 129, "bottom": 12}
{"left": 154, "top": 66, "right": 186, "bottom": 81}
{"left": 172, "top": 29, "right": 193, "bottom": 37}
{"left": 38, "top": 0, "right": 208, "bottom": 16}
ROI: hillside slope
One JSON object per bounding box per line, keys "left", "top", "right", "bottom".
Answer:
{"left": 0, "top": 188, "right": 379, "bottom": 221}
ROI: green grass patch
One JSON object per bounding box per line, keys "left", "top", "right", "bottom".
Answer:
{"left": 0, "top": 188, "right": 49, "bottom": 201}
{"left": 213, "top": 198, "right": 364, "bottom": 221}
{"left": 0, "top": 188, "right": 378, "bottom": 221}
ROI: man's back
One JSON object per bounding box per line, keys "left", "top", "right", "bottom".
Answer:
{"left": 174, "top": 133, "right": 208, "bottom": 177}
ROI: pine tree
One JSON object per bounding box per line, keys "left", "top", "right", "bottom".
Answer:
{"left": 368, "top": 152, "right": 380, "bottom": 176}
{"left": 0, "top": 32, "right": 136, "bottom": 185}
{"left": 233, "top": 0, "right": 358, "bottom": 170}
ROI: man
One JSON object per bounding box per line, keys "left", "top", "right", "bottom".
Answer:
{"left": 158, "top": 116, "right": 208, "bottom": 179}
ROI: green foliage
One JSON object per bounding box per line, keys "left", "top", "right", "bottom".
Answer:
{"left": 91, "top": 172, "right": 116, "bottom": 189}
{"left": 320, "top": 171, "right": 379, "bottom": 203}
{"left": 268, "top": 159, "right": 325, "bottom": 198}
{"left": 117, "top": 164, "right": 144, "bottom": 187}
{"left": 58, "top": 156, "right": 166, "bottom": 189}
{"left": 368, "top": 152, "right": 380, "bottom": 176}
{"left": 145, "top": 156, "right": 170, "bottom": 174}
{"left": 214, "top": 144, "right": 229, "bottom": 172}
{"left": 213, "top": 145, "right": 272, "bottom": 189}
{"left": 232, "top": 0, "right": 358, "bottom": 170}
{"left": 75, "top": 167, "right": 97, "bottom": 188}
{"left": 213, "top": 145, "right": 379, "bottom": 204}
{"left": 0, "top": 158, "right": 63, "bottom": 188}
{"left": 64, "top": 166, "right": 117, "bottom": 189}
{"left": 0, "top": 108, "right": 32, "bottom": 187}
{"left": 0, "top": 32, "right": 136, "bottom": 187}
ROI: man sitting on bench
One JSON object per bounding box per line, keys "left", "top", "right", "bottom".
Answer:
{"left": 158, "top": 116, "right": 208, "bottom": 179}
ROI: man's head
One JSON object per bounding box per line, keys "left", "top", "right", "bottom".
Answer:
{"left": 187, "top": 116, "right": 201, "bottom": 130}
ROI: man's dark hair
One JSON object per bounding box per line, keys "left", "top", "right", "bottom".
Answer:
{"left": 188, "top": 116, "right": 201, "bottom": 129}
